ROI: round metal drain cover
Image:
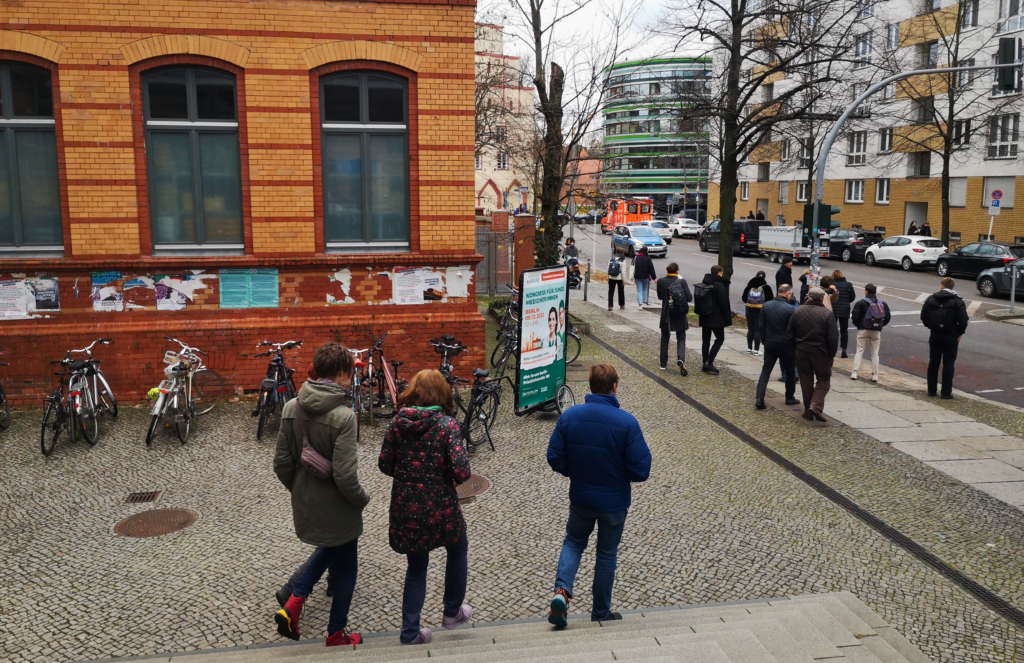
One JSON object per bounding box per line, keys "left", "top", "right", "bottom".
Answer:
{"left": 114, "top": 509, "right": 198, "bottom": 538}
{"left": 457, "top": 474, "right": 490, "bottom": 500}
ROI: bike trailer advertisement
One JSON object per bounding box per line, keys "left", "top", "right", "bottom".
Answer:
{"left": 516, "top": 265, "right": 568, "bottom": 411}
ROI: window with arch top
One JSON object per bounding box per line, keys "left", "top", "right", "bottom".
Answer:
{"left": 0, "top": 61, "right": 62, "bottom": 256}
{"left": 320, "top": 72, "right": 409, "bottom": 250}
{"left": 143, "top": 67, "right": 243, "bottom": 254}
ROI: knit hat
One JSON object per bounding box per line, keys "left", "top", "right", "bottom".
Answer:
{"left": 807, "top": 287, "right": 826, "bottom": 300}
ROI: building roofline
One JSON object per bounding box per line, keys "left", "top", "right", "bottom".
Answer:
{"left": 606, "top": 57, "right": 712, "bottom": 71}
{"left": 477, "top": 52, "right": 520, "bottom": 60}
{"left": 475, "top": 23, "right": 505, "bottom": 29}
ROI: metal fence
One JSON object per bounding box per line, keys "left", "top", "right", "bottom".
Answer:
{"left": 475, "top": 230, "right": 515, "bottom": 297}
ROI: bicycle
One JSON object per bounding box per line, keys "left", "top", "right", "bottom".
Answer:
{"left": 146, "top": 337, "right": 224, "bottom": 446}
{"left": 489, "top": 326, "right": 519, "bottom": 377}
{"left": 71, "top": 338, "right": 119, "bottom": 418}
{"left": 365, "top": 332, "right": 408, "bottom": 424}
{"left": 0, "top": 348, "right": 9, "bottom": 432}
{"left": 252, "top": 340, "right": 302, "bottom": 440}
{"left": 431, "top": 336, "right": 502, "bottom": 451}
{"left": 343, "top": 347, "right": 370, "bottom": 443}
{"left": 40, "top": 352, "right": 100, "bottom": 456}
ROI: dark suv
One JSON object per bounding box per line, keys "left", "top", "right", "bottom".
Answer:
{"left": 699, "top": 219, "right": 772, "bottom": 255}
{"left": 828, "top": 229, "right": 884, "bottom": 263}
{"left": 936, "top": 242, "right": 1024, "bottom": 279}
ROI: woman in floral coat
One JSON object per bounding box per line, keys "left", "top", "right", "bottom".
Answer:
{"left": 379, "top": 369, "right": 473, "bottom": 645}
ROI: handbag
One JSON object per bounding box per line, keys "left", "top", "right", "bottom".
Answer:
{"left": 295, "top": 402, "right": 332, "bottom": 479}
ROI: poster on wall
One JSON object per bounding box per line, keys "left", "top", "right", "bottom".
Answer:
{"left": 26, "top": 278, "right": 60, "bottom": 313}
{"left": 394, "top": 267, "right": 445, "bottom": 305}
{"left": 515, "top": 265, "right": 568, "bottom": 412}
{"left": 155, "top": 276, "right": 187, "bottom": 311}
{"left": 91, "top": 271, "right": 124, "bottom": 312}
{"left": 0, "top": 278, "right": 29, "bottom": 319}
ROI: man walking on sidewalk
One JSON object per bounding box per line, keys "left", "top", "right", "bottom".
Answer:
{"left": 632, "top": 247, "right": 656, "bottom": 309}
{"left": 755, "top": 284, "right": 800, "bottom": 410}
{"left": 607, "top": 256, "right": 625, "bottom": 311}
{"left": 546, "top": 364, "right": 651, "bottom": 626}
{"left": 787, "top": 288, "right": 838, "bottom": 422}
{"left": 656, "top": 263, "right": 692, "bottom": 375}
{"left": 696, "top": 264, "right": 732, "bottom": 375}
{"left": 850, "top": 284, "right": 891, "bottom": 382}
{"left": 920, "top": 277, "right": 969, "bottom": 399}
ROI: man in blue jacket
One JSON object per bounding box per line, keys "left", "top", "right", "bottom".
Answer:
{"left": 546, "top": 363, "right": 651, "bottom": 626}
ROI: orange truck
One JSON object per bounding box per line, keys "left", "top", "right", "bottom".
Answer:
{"left": 601, "top": 198, "right": 653, "bottom": 234}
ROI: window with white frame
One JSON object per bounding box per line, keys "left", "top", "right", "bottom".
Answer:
{"left": 952, "top": 119, "right": 972, "bottom": 147}
{"left": 999, "top": 0, "right": 1023, "bottom": 33}
{"left": 758, "top": 162, "right": 771, "bottom": 181}
{"left": 880, "top": 82, "right": 896, "bottom": 100}
{"left": 914, "top": 96, "right": 935, "bottom": 123}
{"left": 879, "top": 127, "right": 894, "bottom": 152}
{"left": 796, "top": 181, "right": 810, "bottom": 202}
{"left": 988, "top": 113, "right": 1020, "bottom": 158}
{"left": 780, "top": 138, "right": 791, "bottom": 160}
{"left": 875, "top": 178, "right": 890, "bottom": 204}
{"left": 496, "top": 151, "right": 509, "bottom": 170}
{"left": 855, "top": 34, "right": 873, "bottom": 68}
{"left": 847, "top": 131, "right": 868, "bottom": 165}
{"left": 909, "top": 151, "right": 931, "bottom": 176}
{"left": 741, "top": 181, "right": 750, "bottom": 200}
{"left": 961, "top": 0, "right": 979, "bottom": 26}
{"left": 886, "top": 24, "right": 900, "bottom": 50}
{"left": 955, "top": 57, "right": 976, "bottom": 88}
{"left": 798, "top": 137, "right": 813, "bottom": 168}
{"left": 845, "top": 179, "right": 865, "bottom": 203}
{"left": 851, "top": 83, "right": 870, "bottom": 116}
{"left": 920, "top": 41, "right": 939, "bottom": 67}
{"left": 858, "top": 0, "right": 875, "bottom": 18}
{"left": 475, "top": 152, "right": 482, "bottom": 169}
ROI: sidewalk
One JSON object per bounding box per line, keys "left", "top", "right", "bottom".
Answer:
{"left": 580, "top": 296, "right": 1024, "bottom": 512}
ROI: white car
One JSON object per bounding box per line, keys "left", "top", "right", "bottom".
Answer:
{"left": 864, "top": 235, "right": 947, "bottom": 272}
{"left": 646, "top": 221, "right": 674, "bottom": 243}
{"left": 669, "top": 217, "right": 702, "bottom": 238}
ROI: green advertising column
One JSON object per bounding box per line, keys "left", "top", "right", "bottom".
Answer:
{"left": 516, "top": 265, "right": 569, "bottom": 412}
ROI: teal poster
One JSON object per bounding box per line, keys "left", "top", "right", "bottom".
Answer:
{"left": 517, "top": 266, "right": 568, "bottom": 410}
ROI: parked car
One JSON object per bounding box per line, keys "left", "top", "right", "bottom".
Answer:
{"left": 828, "top": 229, "right": 885, "bottom": 263}
{"left": 937, "top": 241, "right": 1024, "bottom": 279}
{"left": 864, "top": 235, "right": 947, "bottom": 271}
{"left": 611, "top": 224, "right": 668, "bottom": 258}
{"left": 699, "top": 219, "right": 772, "bottom": 255}
{"left": 977, "top": 259, "right": 1024, "bottom": 299}
{"left": 574, "top": 212, "right": 598, "bottom": 225}
{"left": 647, "top": 221, "right": 674, "bottom": 243}
{"left": 668, "top": 217, "right": 701, "bottom": 238}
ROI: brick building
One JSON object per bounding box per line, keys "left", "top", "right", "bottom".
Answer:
{"left": 0, "top": 0, "right": 482, "bottom": 407}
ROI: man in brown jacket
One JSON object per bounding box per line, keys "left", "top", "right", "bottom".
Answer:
{"left": 786, "top": 288, "right": 839, "bottom": 421}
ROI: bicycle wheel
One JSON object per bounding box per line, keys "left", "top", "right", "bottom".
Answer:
{"left": 146, "top": 413, "right": 162, "bottom": 447}
{"left": 191, "top": 369, "right": 224, "bottom": 415}
{"left": 173, "top": 394, "right": 191, "bottom": 444}
{"left": 40, "top": 395, "right": 63, "bottom": 456}
{"left": 352, "top": 382, "right": 362, "bottom": 443}
{"left": 0, "top": 385, "right": 10, "bottom": 430}
{"left": 96, "top": 373, "right": 118, "bottom": 417}
{"left": 490, "top": 342, "right": 506, "bottom": 368}
{"left": 555, "top": 384, "right": 576, "bottom": 414}
{"left": 465, "top": 391, "right": 499, "bottom": 449}
{"left": 370, "top": 379, "right": 397, "bottom": 419}
{"left": 257, "top": 390, "right": 280, "bottom": 440}
{"left": 565, "top": 333, "right": 582, "bottom": 365}
{"left": 77, "top": 386, "right": 99, "bottom": 446}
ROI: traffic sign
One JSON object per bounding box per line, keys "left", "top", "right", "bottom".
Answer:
{"left": 990, "top": 206, "right": 1001, "bottom": 216}
{"left": 992, "top": 199, "right": 1001, "bottom": 208}
{"left": 992, "top": 189, "right": 1003, "bottom": 200}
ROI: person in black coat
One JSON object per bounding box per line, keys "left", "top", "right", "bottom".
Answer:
{"left": 697, "top": 265, "right": 731, "bottom": 374}
{"left": 798, "top": 270, "right": 810, "bottom": 304}
{"left": 907, "top": 221, "right": 920, "bottom": 236}
{"left": 656, "top": 263, "right": 692, "bottom": 375}
{"left": 775, "top": 257, "right": 793, "bottom": 292}
{"left": 741, "top": 272, "right": 774, "bottom": 355}
{"left": 631, "top": 247, "right": 657, "bottom": 309}
{"left": 830, "top": 270, "right": 857, "bottom": 358}
{"left": 921, "top": 221, "right": 932, "bottom": 237}
{"left": 920, "top": 277, "right": 970, "bottom": 398}
{"left": 755, "top": 210, "right": 765, "bottom": 221}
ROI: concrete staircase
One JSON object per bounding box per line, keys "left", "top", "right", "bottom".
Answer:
{"left": 154, "top": 592, "right": 932, "bottom": 663}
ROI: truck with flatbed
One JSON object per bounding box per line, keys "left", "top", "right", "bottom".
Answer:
{"left": 759, "top": 225, "right": 826, "bottom": 263}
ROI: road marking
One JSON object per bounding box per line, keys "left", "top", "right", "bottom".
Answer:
{"left": 1015, "top": 387, "right": 1024, "bottom": 391}
{"left": 967, "top": 300, "right": 982, "bottom": 315}
{"left": 890, "top": 324, "right": 916, "bottom": 327}
{"left": 976, "top": 389, "right": 1004, "bottom": 394}
{"left": 914, "top": 293, "right": 929, "bottom": 303}
{"left": 875, "top": 286, "right": 886, "bottom": 292}
{"left": 889, "top": 311, "right": 920, "bottom": 315}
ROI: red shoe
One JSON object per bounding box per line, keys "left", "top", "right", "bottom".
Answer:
{"left": 275, "top": 595, "right": 304, "bottom": 640}
{"left": 326, "top": 630, "right": 363, "bottom": 647}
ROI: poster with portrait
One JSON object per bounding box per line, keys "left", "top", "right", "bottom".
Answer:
{"left": 515, "top": 265, "right": 568, "bottom": 412}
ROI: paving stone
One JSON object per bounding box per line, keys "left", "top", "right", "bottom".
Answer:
{"left": 957, "top": 435, "right": 1024, "bottom": 451}
{"left": 887, "top": 409, "right": 974, "bottom": 424}
{"left": 868, "top": 422, "right": 1007, "bottom": 442}
{"left": 891, "top": 441, "right": 991, "bottom": 462}
{"left": 970, "top": 482, "right": 1024, "bottom": 506}
{"left": 925, "top": 459, "right": 1024, "bottom": 484}
{"left": 986, "top": 449, "right": 1024, "bottom": 469}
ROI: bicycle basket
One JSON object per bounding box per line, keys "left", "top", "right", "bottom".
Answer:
{"left": 163, "top": 351, "right": 181, "bottom": 364}
{"left": 69, "top": 359, "right": 90, "bottom": 372}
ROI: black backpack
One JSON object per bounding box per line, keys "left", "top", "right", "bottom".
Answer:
{"left": 929, "top": 298, "right": 958, "bottom": 333}
{"left": 668, "top": 279, "right": 689, "bottom": 316}
{"left": 693, "top": 282, "right": 715, "bottom": 316}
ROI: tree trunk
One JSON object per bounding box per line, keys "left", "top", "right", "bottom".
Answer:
{"left": 718, "top": 118, "right": 739, "bottom": 280}
{"left": 941, "top": 149, "right": 951, "bottom": 247}
{"left": 535, "top": 62, "right": 565, "bottom": 267}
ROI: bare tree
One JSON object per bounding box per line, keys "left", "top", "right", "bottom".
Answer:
{"left": 658, "top": 0, "right": 865, "bottom": 278}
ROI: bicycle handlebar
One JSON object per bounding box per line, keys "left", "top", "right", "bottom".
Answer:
{"left": 372, "top": 331, "right": 389, "bottom": 349}
{"left": 254, "top": 351, "right": 272, "bottom": 358}
{"left": 165, "top": 336, "right": 207, "bottom": 356}
{"left": 258, "top": 340, "right": 302, "bottom": 350}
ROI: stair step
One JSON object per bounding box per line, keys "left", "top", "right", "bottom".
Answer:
{"left": 611, "top": 639, "right": 732, "bottom": 663}
{"left": 860, "top": 630, "right": 918, "bottom": 663}
{"left": 745, "top": 604, "right": 862, "bottom": 647}
{"left": 784, "top": 595, "right": 877, "bottom": 638}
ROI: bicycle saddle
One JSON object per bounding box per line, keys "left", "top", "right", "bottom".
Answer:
{"left": 391, "top": 360, "right": 404, "bottom": 368}
{"left": 473, "top": 368, "right": 490, "bottom": 379}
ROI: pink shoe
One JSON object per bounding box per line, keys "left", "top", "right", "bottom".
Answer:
{"left": 442, "top": 604, "right": 473, "bottom": 629}
{"left": 405, "top": 627, "right": 432, "bottom": 645}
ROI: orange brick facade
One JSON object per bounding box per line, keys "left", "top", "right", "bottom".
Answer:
{"left": 0, "top": 0, "right": 483, "bottom": 407}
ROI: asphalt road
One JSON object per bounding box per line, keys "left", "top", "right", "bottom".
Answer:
{"left": 565, "top": 222, "right": 1024, "bottom": 408}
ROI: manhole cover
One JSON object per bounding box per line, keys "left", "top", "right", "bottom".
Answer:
{"left": 114, "top": 509, "right": 198, "bottom": 538}
{"left": 457, "top": 474, "right": 490, "bottom": 500}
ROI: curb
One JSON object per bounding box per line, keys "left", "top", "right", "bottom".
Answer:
{"left": 984, "top": 308, "right": 1024, "bottom": 322}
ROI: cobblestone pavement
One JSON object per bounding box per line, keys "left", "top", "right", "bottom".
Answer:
{"left": 0, "top": 305, "right": 1022, "bottom": 662}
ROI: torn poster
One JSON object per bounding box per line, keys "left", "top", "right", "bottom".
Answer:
{"left": 26, "top": 278, "right": 60, "bottom": 313}
{"left": 0, "top": 278, "right": 29, "bottom": 319}
{"left": 154, "top": 275, "right": 187, "bottom": 311}
{"left": 327, "top": 268, "right": 355, "bottom": 304}
{"left": 393, "top": 267, "right": 427, "bottom": 305}
{"left": 91, "top": 271, "right": 124, "bottom": 312}
{"left": 444, "top": 266, "right": 473, "bottom": 298}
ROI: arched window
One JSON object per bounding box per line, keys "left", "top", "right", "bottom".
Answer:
{"left": 321, "top": 72, "right": 409, "bottom": 249}
{"left": 143, "top": 67, "right": 243, "bottom": 253}
{"left": 0, "top": 62, "right": 62, "bottom": 254}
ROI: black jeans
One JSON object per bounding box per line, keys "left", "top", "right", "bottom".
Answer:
{"left": 402, "top": 534, "right": 469, "bottom": 643}
{"left": 746, "top": 307, "right": 761, "bottom": 351}
{"left": 928, "top": 336, "right": 959, "bottom": 397}
{"left": 701, "top": 327, "right": 725, "bottom": 365}
{"left": 607, "top": 279, "right": 624, "bottom": 309}
{"left": 660, "top": 328, "right": 686, "bottom": 367}
{"left": 835, "top": 315, "right": 850, "bottom": 354}
{"left": 756, "top": 342, "right": 796, "bottom": 402}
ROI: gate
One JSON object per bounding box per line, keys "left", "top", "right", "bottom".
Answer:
{"left": 475, "top": 230, "right": 515, "bottom": 296}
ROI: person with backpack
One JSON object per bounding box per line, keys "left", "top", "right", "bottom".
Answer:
{"left": 656, "top": 263, "right": 692, "bottom": 375}
{"left": 695, "top": 264, "right": 731, "bottom": 375}
{"left": 920, "top": 277, "right": 969, "bottom": 399}
{"left": 755, "top": 284, "right": 800, "bottom": 409}
{"left": 632, "top": 246, "right": 657, "bottom": 309}
{"left": 850, "top": 283, "right": 891, "bottom": 382}
{"left": 786, "top": 288, "right": 838, "bottom": 421}
{"left": 274, "top": 343, "right": 369, "bottom": 648}
{"left": 741, "top": 271, "right": 774, "bottom": 355}
{"left": 607, "top": 256, "right": 625, "bottom": 311}
{"left": 830, "top": 270, "right": 857, "bottom": 359}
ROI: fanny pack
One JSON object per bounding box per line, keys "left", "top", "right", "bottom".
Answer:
{"left": 295, "top": 403, "right": 332, "bottom": 479}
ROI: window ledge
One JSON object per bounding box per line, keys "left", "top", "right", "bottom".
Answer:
{"left": 0, "top": 247, "right": 65, "bottom": 259}
{"left": 985, "top": 155, "right": 1019, "bottom": 160}
{"left": 326, "top": 242, "right": 411, "bottom": 254}
{"left": 151, "top": 244, "right": 246, "bottom": 257}
{"left": 845, "top": 200, "right": 865, "bottom": 204}
{"left": 874, "top": 201, "right": 890, "bottom": 206}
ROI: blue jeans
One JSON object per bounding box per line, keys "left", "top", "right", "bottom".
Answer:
{"left": 401, "top": 534, "right": 469, "bottom": 643}
{"left": 554, "top": 504, "right": 628, "bottom": 621}
{"left": 293, "top": 539, "right": 358, "bottom": 636}
{"left": 636, "top": 278, "right": 649, "bottom": 306}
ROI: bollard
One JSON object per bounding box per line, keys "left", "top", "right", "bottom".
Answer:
{"left": 1013, "top": 263, "right": 1019, "bottom": 314}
